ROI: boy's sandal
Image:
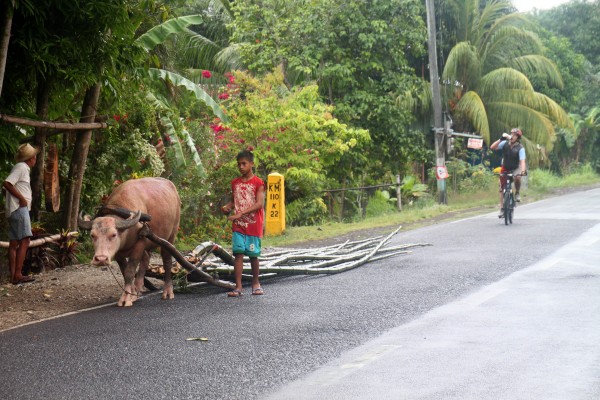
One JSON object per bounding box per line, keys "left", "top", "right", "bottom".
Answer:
{"left": 251, "top": 287, "right": 264, "bottom": 295}
{"left": 227, "top": 290, "right": 243, "bottom": 297}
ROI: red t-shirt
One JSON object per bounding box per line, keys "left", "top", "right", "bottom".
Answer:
{"left": 231, "top": 175, "right": 265, "bottom": 238}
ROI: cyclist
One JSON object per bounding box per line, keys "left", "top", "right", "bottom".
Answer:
{"left": 490, "top": 128, "right": 527, "bottom": 216}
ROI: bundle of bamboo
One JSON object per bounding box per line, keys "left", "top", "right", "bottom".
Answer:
{"left": 144, "top": 226, "right": 430, "bottom": 285}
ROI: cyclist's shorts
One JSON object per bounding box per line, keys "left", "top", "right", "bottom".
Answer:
{"left": 499, "top": 166, "right": 521, "bottom": 191}
{"left": 232, "top": 232, "right": 261, "bottom": 257}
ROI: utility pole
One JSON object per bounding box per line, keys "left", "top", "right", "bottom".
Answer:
{"left": 425, "top": 0, "right": 447, "bottom": 204}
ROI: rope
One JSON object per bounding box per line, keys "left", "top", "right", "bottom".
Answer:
{"left": 106, "top": 262, "right": 141, "bottom": 298}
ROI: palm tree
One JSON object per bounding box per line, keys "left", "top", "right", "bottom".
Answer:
{"left": 442, "top": 0, "right": 573, "bottom": 166}
{"left": 571, "top": 107, "right": 600, "bottom": 164}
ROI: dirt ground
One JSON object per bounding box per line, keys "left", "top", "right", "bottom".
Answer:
{"left": 1, "top": 183, "right": 597, "bottom": 332}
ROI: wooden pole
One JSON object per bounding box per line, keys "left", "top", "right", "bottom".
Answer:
{"left": 0, "top": 0, "right": 14, "bottom": 98}
{"left": 138, "top": 225, "right": 235, "bottom": 290}
{"left": 63, "top": 84, "right": 102, "bottom": 230}
{"left": 0, "top": 113, "right": 108, "bottom": 130}
{"left": 396, "top": 174, "right": 402, "bottom": 211}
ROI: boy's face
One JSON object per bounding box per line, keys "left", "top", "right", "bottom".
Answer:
{"left": 237, "top": 158, "right": 254, "bottom": 176}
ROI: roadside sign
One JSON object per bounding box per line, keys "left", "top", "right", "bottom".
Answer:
{"left": 467, "top": 138, "right": 484, "bottom": 149}
{"left": 265, "top": 172, "right": 286, "bottom": 236}
{"left": 436, "top": 166, "right": 449, "bottom": 180}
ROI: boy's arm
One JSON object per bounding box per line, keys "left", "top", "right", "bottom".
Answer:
{"left": 221, "top": 195, "right": 234, "bottom": 214}
{"left": 3, "top": 181, "right": 27, "bottom": 207}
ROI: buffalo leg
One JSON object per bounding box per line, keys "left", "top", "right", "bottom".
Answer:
{"left": 117, "top": 256, "right": 139, "bottom": 307}
{"left": 133, "top": 251, "right": 149, "bottom": 296}
{"left": 115, "top": 256, "right": 133, "bottom": 306}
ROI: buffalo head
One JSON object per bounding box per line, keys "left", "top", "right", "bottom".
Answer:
{"left": 78, "top": 210, "right": 142, "bottom": 266}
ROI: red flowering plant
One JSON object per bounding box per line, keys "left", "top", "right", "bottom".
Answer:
{"left": 215, "top": 71, "right": 240, "bottom": 102}
{"left": 210, "top": 69, "right": 370, "bottom": 225}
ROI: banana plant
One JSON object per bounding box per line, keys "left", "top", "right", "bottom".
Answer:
{"left": 134, "top": 14, "right": 229, "bottom": 123}
{"left": 147, "top": 92, "right": 206, "bottom": 178}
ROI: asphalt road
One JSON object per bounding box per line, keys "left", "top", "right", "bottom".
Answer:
{"left": 2, "top": 188, "right": 600, "bottom": 400}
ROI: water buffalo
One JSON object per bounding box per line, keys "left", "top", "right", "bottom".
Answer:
{"left": 78, "top": 177, "right": 181, "bottom": 306}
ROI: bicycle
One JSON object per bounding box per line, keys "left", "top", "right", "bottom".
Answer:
{"left": 499, "top": 172, "right": 516, "bottom": 225}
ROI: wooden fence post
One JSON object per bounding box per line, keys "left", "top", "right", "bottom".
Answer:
{"left": 396, "top": 175, "right": 402, "bottom": 211}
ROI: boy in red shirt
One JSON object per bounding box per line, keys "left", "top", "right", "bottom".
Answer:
{"left": 221, "top": 150, "right": 266, "bottom": 297}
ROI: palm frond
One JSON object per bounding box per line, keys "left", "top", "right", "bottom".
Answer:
{"left": 481, "top": 7, "right": 533, "bottom": 48}
{"left": 482, "top": 89, "right": 571, "bottom": 131}
{"left": 442, "top": 42, "right": 481, "bottom": 88}
{"left": 508, "top": 55, "right": 563, "bottom": 89}
{"left": 180, "top": 29, "right": 223, "bottom": 71}
{"left": 214, "top": 44, "right": 244, "bottom": 71}
{"left": 485, "top": 101, "right": 555, "bottom": 149}
{"left": 147, "top": 68, "right": 229, "bottom": 122}
{"left": 482, "top": 26, "right": 542, "bottom": 70}
{"left": 455, "top": 91, "right": 490, "bottom": 142}
{"left": 475, "top": 0, "right": 515, "bottom": 43}
{"left": 135, "top": 15, "right": 204, "bottom": 52}
{"left": 396, "top": 79, "right": 432, "bottom": 114}
{"left": 182, "top": 28, "right": 221, "bottom": 52}
{"left": 530, "top": 93, "right": 572, "bottom": 129}
{"left": 478, "top": 68, "right": 533, "bottom": 97}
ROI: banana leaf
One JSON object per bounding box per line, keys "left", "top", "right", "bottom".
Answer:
{"left": 160, "top": 116, "right": 186, "bottom": 168}
{"left": 135, "top": 15, "right": 204, "bottom": 51}
{"left": 148, "top": 68, "right": 229, "bottom": 122}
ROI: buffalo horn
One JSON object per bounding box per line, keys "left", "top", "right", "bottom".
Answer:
{"left": 114, "top": 210, "right": 142, "bottom": 230}
{"left": 77, "top": 211, "right": 94, "bottom": 230}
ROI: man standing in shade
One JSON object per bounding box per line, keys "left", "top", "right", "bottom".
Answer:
{"left": 3, "top": 143, "right": 39, "bottom": 284}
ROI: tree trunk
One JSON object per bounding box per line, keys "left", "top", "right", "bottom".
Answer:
{"left": 0, "top": 0, "right": 14, "bottom": 97}
{"left": 31, "top": 77, "right": 50, "bottom": 221}
{"left": 63, "top": 83, "right": 101, "bottom": 230}
{"left": 44, "top": 143, "right": 60, "bottom": 212}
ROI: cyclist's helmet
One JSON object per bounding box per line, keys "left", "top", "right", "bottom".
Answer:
{"left": 510, "top": 128, "right": 522, "bottom": 138}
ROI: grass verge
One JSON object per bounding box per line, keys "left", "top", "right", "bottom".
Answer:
{"left": 263, "top": 168, "right": 600, "bottom": 248}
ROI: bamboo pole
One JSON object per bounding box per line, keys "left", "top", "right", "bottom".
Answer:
{"left": 0, "top": 113, "right": 107, "bottom": 130}
{"left": 138, "top": 224, "right": 235, "bottom": 290}
{"left": 0, "top": 231, "right": 78, "bottom": 248}
{"left": 203, "top": 227, "right": 431, "bottom": 276}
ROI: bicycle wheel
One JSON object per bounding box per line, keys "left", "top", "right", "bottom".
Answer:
{"left": 503, "top": 190, "right": 511, "bottom": 225}
{"left": 508, "top": 193, "right": 514, "bottom": 224}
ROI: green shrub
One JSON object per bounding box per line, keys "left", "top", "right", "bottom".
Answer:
{"left": 366, "top": 190, "right": 397, "bottom": 217}
{"left": 401, "top": 175, "right": 429, "bottom": 205}
{"left": 458, "top": 164, "right": 495, "bottom": 193}
{"left": 529, "top": 163, "right": 600, "bottom": 190}
{"left": 286, "top": 197, "right": 328, "bottom": 226}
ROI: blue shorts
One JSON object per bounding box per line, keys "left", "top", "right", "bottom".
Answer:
{"left": 8, "top": 207, "right": 33, "bottom": 241}
{"left": 232, "top": 232, "right": 261, "bottom": 257}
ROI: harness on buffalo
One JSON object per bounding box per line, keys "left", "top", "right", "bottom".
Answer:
{"left": 94, "top": 205, "right": 152, "bottom": 222}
